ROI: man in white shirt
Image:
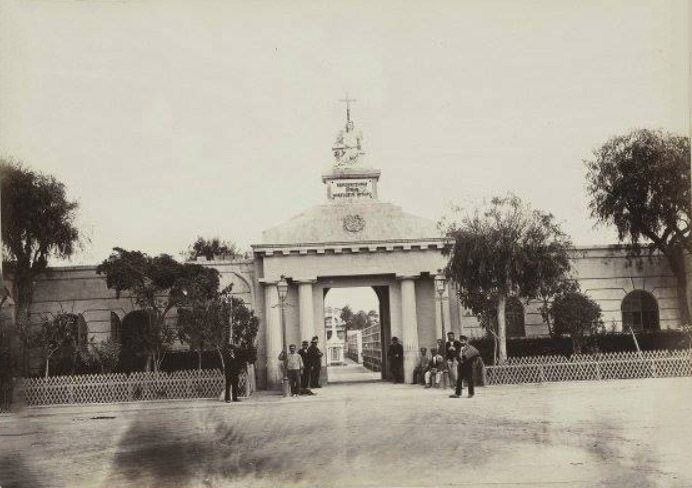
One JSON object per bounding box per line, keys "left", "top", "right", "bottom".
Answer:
{"left": 279, "top": 344, "right": 304, "bottom": 397}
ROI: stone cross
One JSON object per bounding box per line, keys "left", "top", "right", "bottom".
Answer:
{"left": 339, "top": 94, "right": 356, "bottom": 123}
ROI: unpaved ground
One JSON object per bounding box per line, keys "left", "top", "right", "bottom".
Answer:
{"left": 1, "top": 377, "right": 691, "bottom": 488}
{"left": 328, "top": 358, "right": 381, "bottom": 383}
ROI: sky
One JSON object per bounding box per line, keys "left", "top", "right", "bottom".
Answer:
{"left": 325, "top": 287, "right": 379, "bottom": 318}
{"left": 0, "top": 0, "right": 689, "bottom": 284}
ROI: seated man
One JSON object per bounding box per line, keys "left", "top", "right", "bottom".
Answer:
{"left": 412, "top": 347, "right": 429, "bottom": 385}
{"left": 424, "top": 348, "right": 446, "bottom": 388}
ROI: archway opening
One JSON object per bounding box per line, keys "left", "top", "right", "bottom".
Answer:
{"left": 323, "top": 286, "right": 387, "bottom": 383}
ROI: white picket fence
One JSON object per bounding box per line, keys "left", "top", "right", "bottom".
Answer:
{"left": 24, "top": 366, "right": 256, "bottom": 407}
{"left": 486, "top": 350, "right": 692, "bottom": 385}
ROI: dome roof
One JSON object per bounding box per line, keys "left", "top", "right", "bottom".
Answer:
{"left": 261, "top": 201, "right": 441, "bottom": 245}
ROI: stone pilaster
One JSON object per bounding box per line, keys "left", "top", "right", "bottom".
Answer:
{"left": 398, "top": 275, "right": 419, "bottom": 383}
{"left": 263, "top": 282, "right": 282, "bottom": 390}
{"left": 296, "top": 279, "right": 316, "bottom": 343}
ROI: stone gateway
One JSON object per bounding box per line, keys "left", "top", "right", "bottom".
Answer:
{"left": 19, "top": 104, "right": 685, "bottom": 390}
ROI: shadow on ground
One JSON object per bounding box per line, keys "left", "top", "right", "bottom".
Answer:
{"left": 107, "top": 408, "right": 328, "bottom": 487}
{"left": 0, "top": 451, "right": 49, "bottom": 488}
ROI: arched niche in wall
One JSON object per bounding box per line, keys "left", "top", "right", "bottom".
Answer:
{"left": 110, "top": 312, "right": 122, "bottom": 342}
{"left": 119, "top": 310, "right": 151, "bottom": 372}
{"left": 505, "top": 297, "right": 526, "bottom": 338}
{"left": 621, "top": 290, "right": 660, "bottom": 331}
{"left": 219, "top": 271, "right": 254, "bottom": 305}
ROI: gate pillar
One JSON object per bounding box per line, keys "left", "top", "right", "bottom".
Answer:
{"left": 398, "top": 275, "right": 420, "bottom": 384}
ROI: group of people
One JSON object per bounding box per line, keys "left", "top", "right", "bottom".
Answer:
{"left": 279, "top": 336, "right": 324, "bottom": 396}
{"left": 224, "top": 331, "right": 481, "bottom": 402}
{"left": 407, "top": 332, "right": 483, "bottom": 398}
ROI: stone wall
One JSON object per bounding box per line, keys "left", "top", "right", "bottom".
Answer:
{"left": 566, "top": 247, "right": 680, "bottom": 331}
{"left": 14, "top": 245, "right": 685, "bottom": 390}
{"left": 25, "top": 246, "right": 683, "bottom": 345}
{"left": 451, "top": 246, "right": 681, "bottom": 337}
{"left": 27, "top": 258, "right": 257, "bottom": 346}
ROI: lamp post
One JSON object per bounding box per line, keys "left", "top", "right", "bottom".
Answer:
{"left": 277, "top": 275, "right": 289, "bottom": 396}
{"left": 228, "top": 295, "right": 234, "bottom": 346}
{"left": 220, "top": 291, "right": 233, "bottom": 346}
{"left": 434, "top": 271, "right": 447, "bottom": 340}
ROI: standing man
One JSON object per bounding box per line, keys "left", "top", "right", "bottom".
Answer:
{"left": 223, "top": 344, "right": 244, "bottom": 403}
{"left": 450, "top": 335, "right": 481, "bottom": 398}
{"left": 444, "top": 331, "right": 462, "bottom": 389}
{"left": 307, "top": 336, "right": 323, "bottom": 388}
{"left": 297, "top": 340, "right": 311, "bottom": 392}
{"left": 387, "top": 336, "right": 404, "bottom": 383}
{"left": 279, "top": 344, "right": 304, "bottom": 397}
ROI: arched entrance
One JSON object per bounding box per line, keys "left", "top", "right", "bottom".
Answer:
{"left": 251, "top": 107, "right": 452, "bottom": 390}
{"left": 256, "top": 267, "right": 451, "bottom": 390}
{"left": 322, "top": 285, "right": 390, "bottom": 383}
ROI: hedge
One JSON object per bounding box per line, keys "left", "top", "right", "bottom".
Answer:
{"left": 470, "top": 329, "right": 691, "bottom": 365}
{"left": 45, "top": 350, "right": 224, "bottom": 376}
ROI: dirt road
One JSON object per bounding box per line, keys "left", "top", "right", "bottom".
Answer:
{"left": 1, "top": 377, "right": 690, "bottom": 487}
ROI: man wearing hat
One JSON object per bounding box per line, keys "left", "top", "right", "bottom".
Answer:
{"left": 298, "top": 340, "right": 312, "bottom": 391}
{"left": 307, "top": 336, "right": 324, "bottom": 388}
{"left": 450, "top": 335, "right": 481, "bottom": 398}
{"left": 387, "top": 336, "right": 404, "bottom": 383}
{"left": 445, "top": 331, "right": 462, "bottom": 389}
{"left": 223, "top": 344, "right": 244, "bottom": 403}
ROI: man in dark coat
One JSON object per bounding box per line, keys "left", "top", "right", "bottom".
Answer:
{"left": 387, "top": 336, "right": 404, "bottom": 383}
{"left": 307, "top": 336, "right": 323, "bottom": 388}
{"left": 450, "top": 335, "right": 480, "bottom": 398}
{"left": 297, "top": 340, "right": 312, "bottom": 392}
{"left": 444, "top": 331, "right": 462, "bottom": 389}
{"left": 223, "top": 344, "right": 244, "bottom": 402}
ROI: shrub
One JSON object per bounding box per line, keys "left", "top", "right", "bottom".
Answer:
{"left": 470, "top": 329, "right": 691, "bottom": 364}
{"left": 86, "top": 338, "right": 121, "bottom": 373}
{"left": 159, "top": 350, "right": 223, "bottom": 372}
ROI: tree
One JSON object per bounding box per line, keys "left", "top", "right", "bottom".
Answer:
{"left": 442, "top": 194, "right": 572, "bottom": 362}
{"left": 85, "top": 337, "right": 121, "bottom": 374}
{"left": 226, "top": 294, "right": 259, "bottom": 365}
{"left": 549, "top": 291, "right": 604, "bottom": 354}
{"left": 186, "top": 237, "right": 244, "bottom": 261}
{"left": 177, "top": 287, "right": 259, "bottom": 370}
{"left": 96, "top": 248, "right": 219, "bottom": 372}
{"left": 338, "top": 305, "right": 375, "bottom": 334}
{"left": 339, "top": 305, "right": 354, "bottom": 330}
{"left": 586, "top": 129, "right": 691, "bottom": 322}
{"left": 0, "top": 160, "right": 80, "bottom": 323}
{"left": 537, "top": 279, "right": 580, "bottom": 336}
{"left": 177, "top": 306, "right": 210, "bottom": 370}
{"left": 353, "top": 311, "right": 369, "bottom": 330}
{"left": 27, "top": 312, "right": 79, "bottom": 378}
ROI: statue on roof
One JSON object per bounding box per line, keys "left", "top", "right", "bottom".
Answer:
{"left": 332, "top": 95, "right": 365, "bottom": 167}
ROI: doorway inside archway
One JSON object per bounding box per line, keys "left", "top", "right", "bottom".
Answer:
{"left": 323, "top": 286, "right": 390, "bottom": 383}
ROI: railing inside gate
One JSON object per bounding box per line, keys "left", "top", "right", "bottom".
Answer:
{"left": 361, "top": 324, "right": 382, "bottom": 372}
